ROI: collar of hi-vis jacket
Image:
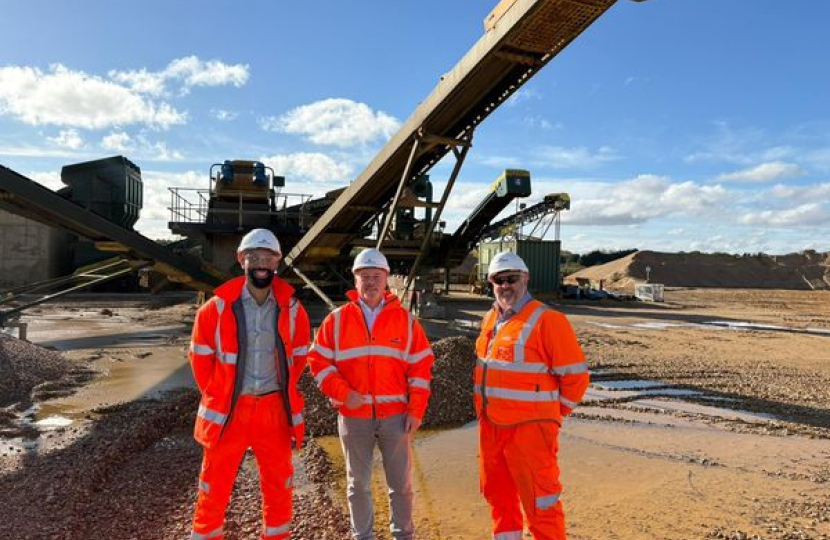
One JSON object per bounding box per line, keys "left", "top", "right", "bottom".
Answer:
{"left": 214, "top": 275, "right": 294, "bottom": 307}
{"left": 345, "top": 289, "right": 399, "bottom": 308}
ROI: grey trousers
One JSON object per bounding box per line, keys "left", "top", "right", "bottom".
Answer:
{"left": 337, "top": 413, "right": 414, "bottom": 540}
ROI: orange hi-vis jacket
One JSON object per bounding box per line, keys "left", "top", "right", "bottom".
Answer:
{"left": 189, "top": 276, "right": 310, "bottom": 448}
{"left": 474, "top": 299, "right": 589, "bottom": 426}
{"left": 308, "top": 290, "right": 434, "bottom": 420}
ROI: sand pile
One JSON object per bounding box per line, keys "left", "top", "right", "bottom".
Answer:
{"left": 566, "top": 250, "right": 830, "bottom": 291}
{"left": 300, "top": 336, "right": 477, "bottom": 437}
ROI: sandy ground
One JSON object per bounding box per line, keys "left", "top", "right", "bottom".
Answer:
{"left": 1, "top": 288, "right": 828, "bottom": 540}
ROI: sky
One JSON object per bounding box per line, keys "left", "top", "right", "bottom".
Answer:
{"left": 1, "top": 0, "right": 829, "bottom": 256}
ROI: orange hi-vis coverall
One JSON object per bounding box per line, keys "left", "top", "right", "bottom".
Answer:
{"left": 474, "top": 298, "right": 589, "bottom": 540}
{"left": 307, "top": 290, "right": 433, "bottom": 420}
{"left": 188, "top": 276, "right": 310, "bottom": 540}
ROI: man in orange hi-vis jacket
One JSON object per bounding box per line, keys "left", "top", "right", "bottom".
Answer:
{"left": 188, "top": 229, "right": 310, "bottom": 540}
{"left": 308, "top": 248, "right": 433, "bottom": 540}
{"left": 475, "top": 251, "right": 589, "bottom": 540}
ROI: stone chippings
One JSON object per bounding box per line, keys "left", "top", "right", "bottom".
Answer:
{"left": 0, "top": 334, "right": 80, "bottom": 408}
{"left": 300, "top": 336, "right": 478, "bottom": 437}
{"left": 0, "top": 389, "right": 354, "bottom": 540}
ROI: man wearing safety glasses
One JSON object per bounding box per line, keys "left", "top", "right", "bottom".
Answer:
{"left": 188, "top": 228, "right": 311, "bottom": 540}
{"left": 474, "top": 251, "right": 589, "bottom": 540}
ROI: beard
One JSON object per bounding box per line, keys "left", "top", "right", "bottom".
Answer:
{"left": 247, "top": 268, "right": 275, "bottom": 289}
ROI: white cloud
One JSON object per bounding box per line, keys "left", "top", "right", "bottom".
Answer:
{"left": 263, "top": 98, "right": 400, "bottom": 148}
{"left": 48, "top": 128, "right": 83, "bottom": 150}
{"left": 101, "top": 131, "right": 131, "bottom": 152}
{"left": 506, "top": 87, "right": 542, "bottom": 107}
{"left": 260, "top": 152, "right": 353, "bottom": 184}
{"left": 717, "top": 161, "right": 801, "bottom": 183}
{"left": 99, "top": 132, "right": 182, "bottom": 162}
{"left": 163, "top": 56, "right": 249, "bottom": 90}
{"left": 211, "top": 109, "right": 238, "bottom": 121}
{"left": 0, "top": 64, "right": 187, "bottom": 129}
{"left": 27, "top": 170, "right": 63, "bottom": 191}
{"left": 562, "top": 175, "right": 728, "bottom": 226}
{"left": 738, "top": 203, "right": 830, "bottom": 227}
{"left": 522, "top": 116, "right": 557, "bottom": 130}
{"left": 531, "top": 145, "right": 620, "bottom": 169}
{"left": 109, "top": 56, "right": 249, "bottom": 96}
{"left": 767, "top": 182, "right": 830, "bottom": 204}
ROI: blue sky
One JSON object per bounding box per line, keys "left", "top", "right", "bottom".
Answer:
{"left": 1, "top": 0, "right": 828, "bottom": 255}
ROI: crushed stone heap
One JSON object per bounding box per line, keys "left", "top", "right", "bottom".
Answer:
{"left": 300, "top": 335, "right": 477, "bottom": 437}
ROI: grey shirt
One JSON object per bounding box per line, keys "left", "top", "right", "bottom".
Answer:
{"left": 240, "top": 286, "right": 282, "bottom": 395}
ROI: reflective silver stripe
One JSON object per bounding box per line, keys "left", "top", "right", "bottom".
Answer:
{"left": 190, "top": 343, "right": 215, "bottom": 355}
{"left": 218, "top": 352, "right": 237, "bottom": 365}
{"left": 551, "top": 361, "right": 589, "bottom": 375}
{"left": 476, "top": 358, "right": 549, "bottom": 374}
{"left": 198, "top": 404, "right": 227, "bottom": 425}
{"left": 408, "top": 377, "right": 430, "bottom": 390}
{"left": 407, "top": 347, "right": 432, "bottom": 364}
{"left": 214, "top": 298, "right": 228, "bottom": 369}
{"left": 292, "top": 412, "right": 304, "bottom": 425}
{"left": 514, "top": 304, "right": 549, "bottom": 363}
{"left": 336, "top": 345, "right": 405, "bottom": 362}
{"left": 404, "top": 310, "right": 414, "bottom": 358}
{"left": 315, "top": 365, "right": 338, "bottom": 385}
{"left": 474, "top": 386, "right": 559, "bottom": 403}
{"left": 560, "top": 395, "right": 579, "bottom": 409}
{"left": 293, "top": 345, "right": 309, "bottom": 356}
{"left": 310, "top": 344, "right": 334, "bottom": 359}
{"left": 191, "top": 526, "right": 223, "bottom": 540}
{"left": 264, "top": 522, "right": 290, "bottom": 537}
{"left": 289, "top": 299, "right": 299, "bottom": 343}
{"left": 536, "top": 492, "right": 560, "bottom": 510}
{"left": 199, "top": 480, "right": 210, "bottom": 493}
{"left": 375, "top": 394, "right": 408, "bottom": 404}
{"left": 494, "top": 531, "right": 523, "bottom": 540}
{"left": 332, "top": 394, "right": 408, "bottom": 406}
{"left": 333, "top": 309, "right": 341, "bottom": 356}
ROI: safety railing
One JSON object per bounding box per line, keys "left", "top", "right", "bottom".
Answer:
{"left": 168, "top": 188, "right": 314, "bottom": 229}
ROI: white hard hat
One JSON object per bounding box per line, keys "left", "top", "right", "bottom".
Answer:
{"left": 237, "top": 229, "right": 281, "bottom": 254}
{"left": 487, "top": 251, "right": 528, "bottom": 277}
{"left": 353, "top": 248, "right": 390, "bottom": 272}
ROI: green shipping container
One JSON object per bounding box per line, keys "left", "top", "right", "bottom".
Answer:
{"left": 478, "top": 239, "right": 562, "bottom": 293}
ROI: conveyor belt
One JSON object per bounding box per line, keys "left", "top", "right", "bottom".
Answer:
{"left": 0, "top": 165, "right": 225, "bottom": 293}
{"left": 286, "top": 0, "right": 618, "bottom": 268}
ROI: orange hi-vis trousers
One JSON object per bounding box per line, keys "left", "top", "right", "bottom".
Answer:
{"left": 479, "top": 416, "right": 566, "bottom": 540}
{"left": 191, "top": 393, "right": 293, "bottom": 540}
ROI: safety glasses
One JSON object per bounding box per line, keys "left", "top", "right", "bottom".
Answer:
{"left": 491, "top": 274, "right": 521, "bottom": 286}
{"left": 244, "top": 252, "right": 280, "bottom": 265}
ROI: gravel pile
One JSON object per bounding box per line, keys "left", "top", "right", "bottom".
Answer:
{"left": 299, "top": 336, "right": 478, "bottom": 437}
{"left": 0, "top": 334, "right": 82, "bottom": 408}
{"left": 0, "top": 388, "right": 354, "bottom": 540}
{"left": 422, "top": 336, "right": 477, "bottom": 429}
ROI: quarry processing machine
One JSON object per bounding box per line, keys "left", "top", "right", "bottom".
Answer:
{"left": 281, "top": 0, "right": 650, "bottom": 306}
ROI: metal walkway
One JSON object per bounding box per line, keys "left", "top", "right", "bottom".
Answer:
{"left": 286, "top": 0, "right": 621, "bottom": 271}
{"left": 0, "top": 165, "right": 225, "bottom": 293}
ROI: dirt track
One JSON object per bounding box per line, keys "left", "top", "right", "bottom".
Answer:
{"left": 0, "top": 288, "right": 828, "bottom": 540}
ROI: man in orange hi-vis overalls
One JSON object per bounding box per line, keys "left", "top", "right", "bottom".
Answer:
{"left": 474, "top": 251, "right": 589, "bottom": 540}
{"left": 188, "top": 229, "right": 310, "bottom": 540}
{"left": 308, "top": 248, "right": 433, "bottom": 540}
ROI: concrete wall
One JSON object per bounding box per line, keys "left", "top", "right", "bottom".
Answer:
{"left": 0, "top": 210, "right": 72, "bottom": 288}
